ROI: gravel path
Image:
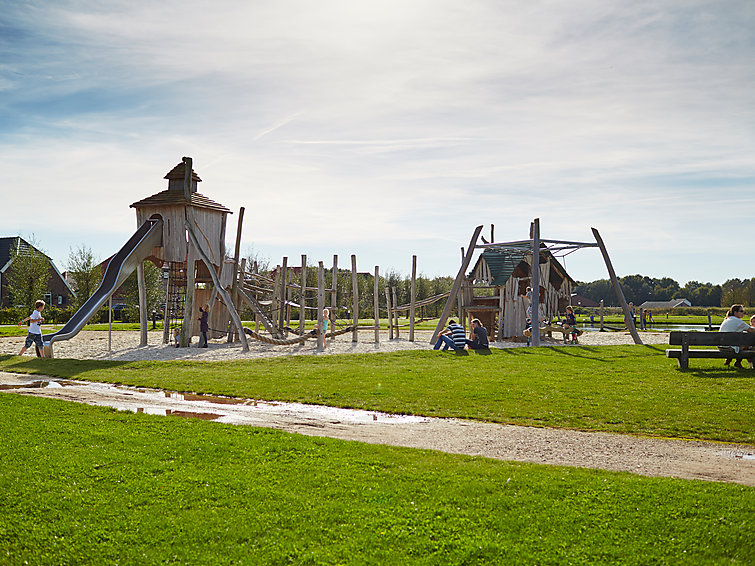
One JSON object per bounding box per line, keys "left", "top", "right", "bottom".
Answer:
{"left": 2, "top": 329, "right": 753, "bottom": 485}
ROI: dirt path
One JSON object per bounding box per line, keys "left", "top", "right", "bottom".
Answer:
{"left": 2, "top": 372, "right": 753, "bottom": 486}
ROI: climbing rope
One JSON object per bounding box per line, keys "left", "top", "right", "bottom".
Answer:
{"left": 243, "top": 325, "right": 353, "bottom": 345}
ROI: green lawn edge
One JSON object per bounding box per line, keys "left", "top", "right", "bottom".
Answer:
{"left": 1, "top": 345, "right": 753, "bottom": 444}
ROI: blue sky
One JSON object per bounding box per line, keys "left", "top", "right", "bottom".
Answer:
{"left": 1, "top": 0, "right": 753, "bottom": 285}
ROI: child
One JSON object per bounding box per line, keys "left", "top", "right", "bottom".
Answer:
{"left": 197, "top": 304, "right": 209, "bottom": 348}
{"left": 173, "top": 327, "right": 181, "bottom": 348}
{"left": 564, "top": 305, "right": 580, "bottom": 344}
{"left": 18, "top": 300, "right": 45, "bottom": 356}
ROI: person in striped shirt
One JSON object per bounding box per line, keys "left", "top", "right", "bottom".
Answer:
{"left": 433, "top": 320, "right": 467, "bottom": 351}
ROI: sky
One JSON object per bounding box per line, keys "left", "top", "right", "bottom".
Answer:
{"left": 1, "top": 0, "right": 753, "bottom": 286}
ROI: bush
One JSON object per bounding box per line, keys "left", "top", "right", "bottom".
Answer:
{"left": 0, "top": 307, "right": 27, "bottom": 325}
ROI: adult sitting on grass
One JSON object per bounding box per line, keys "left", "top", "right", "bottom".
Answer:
{"left": 465, "top": 318, "right": 489, "bottom": 350}
{"left": 718, "top": 304, "right": 755, "bottom": 368}
{"left": 433, "top": 320, "right": 466, "bottom": 352}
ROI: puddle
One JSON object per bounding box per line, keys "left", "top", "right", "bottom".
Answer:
{"left": 0, "top": 374, "right": 426, "bottom": 429}
{"left": 0, "top": 379, "right": 79, "bottom": 391}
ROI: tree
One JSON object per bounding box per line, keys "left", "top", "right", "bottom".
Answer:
{"left": 6, "top": 238, "right": 50, "bottom": 308}
{"left": 120, "top": 261, "right": 164, "bottom": 321}
{"left": 66, "top": 245, "right": 102, "bottom": 310}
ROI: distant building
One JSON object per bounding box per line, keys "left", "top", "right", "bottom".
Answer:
{"left": 0, "top": 236, "right": 74, "bottom": 308}
{"left": 570, "top": 293, "right": 600, "bottom": 308}
{"left": 639, "top": 298, "right": 692, "bottom": 309}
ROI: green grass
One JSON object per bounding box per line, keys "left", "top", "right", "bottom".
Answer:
{"left": 0, "top": 322, "right": 166, "bottom": 338}
{"left": 577, "top": 314, "right": 723, "bottom": 325}
{"left": 1, "top": 393, "right": 752, "bottom": 565}
{"left": 1, "top": 346, "right": 753, "bottom": 443}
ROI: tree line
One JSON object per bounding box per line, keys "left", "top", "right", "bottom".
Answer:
{"left": 574, "top": 275, "right": 755, "bottom": 308}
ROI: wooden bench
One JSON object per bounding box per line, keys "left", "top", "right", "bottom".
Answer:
{"left": 523, "top": 324, "right": 577, "bottom": 343}
{"left": 666, "top": 331, "right": 755, "bottom": 369}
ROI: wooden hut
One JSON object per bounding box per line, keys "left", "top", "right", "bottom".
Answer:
{"left": 467, "top": 247, "right": 574, "bottom": 339}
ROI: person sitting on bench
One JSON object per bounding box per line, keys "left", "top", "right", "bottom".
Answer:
{"left": 718, "top": 304, "right": 755, "bottom": 368}
{"left": 465, "top": 318, "right": 489, "bottom": 350}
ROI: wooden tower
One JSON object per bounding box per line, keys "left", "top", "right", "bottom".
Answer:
{"left": 130, "top": 157, "right": 249, "bottom": 350}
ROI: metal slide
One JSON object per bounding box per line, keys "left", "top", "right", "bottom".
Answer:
{"left": 43, "top": 217, "right": 163, "bottom": 354}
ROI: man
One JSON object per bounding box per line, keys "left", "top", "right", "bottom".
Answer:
{"left": 465, "top": 318, "right": 489, "bottom": 350}
{"left": 719, "top": 304, "right": 755, "bottom": 368}
{"left": 433, "top": 319, "right": 466, "bottom": 351}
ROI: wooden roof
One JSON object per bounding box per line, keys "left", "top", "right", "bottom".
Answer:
{"left": 130, "top": 190, "right": 232, "bottom": 213}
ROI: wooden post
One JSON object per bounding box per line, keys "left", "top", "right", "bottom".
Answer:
{"left": 592, "top": 227, "right": 642, "bottom": 345}
{"left": 162, "top": 263, "right": 172, "bottom": 344}
{"left": 392, "top": 287, "right": 400, "bottom": 338}
{"left": 137, "top": 261, "right": 148, "bottom": 346}
{"left": 108, "top": 295, "right": 112, "bottom": 353}
{"left": 299, "top": 255, "right": 308, "bottom": 334}
{"left": 278, "top": 257, "right": 288, "bottom": 334}
{"left": 497, "top": 285, "right": 504, "bottom": 342}
{"left": 430, "top": 225, "right": 484, "bottom": 343}
{"left": 490, "top": 224, "right": 494, "bottom": 244}
{"left": 351, "top": 254, "right": 359, "bottom": 342}
{"left": 600, "top": 300, "right": 605, "bottom": 331}
{"left": 331, "top": 254, "right": 338, "bottom": 321}
{"left": 374, "top": 266, "right": 380, "bottom": 344}
{"left": 707, "top": 309, "right": 713, "bottom": 331}
{"left": 180, "top": 245, "right": 197, "bottom": 348}
{"left": 253, "top": 260, "right": 261, "bottom": 333}
{"left": 385, "top": 287, "right": 393, "bottom": 340}
{"left": 409, "top": 255, "right": 416, "bottom": 342}
{"left": 317, "top": 262, "right": 325, "bottom": 352}
{"left": 531, "top": 219, "right": 541, "bottom": 347}
{"left": 227, "top": 206, "right": 245, "bottom": 342}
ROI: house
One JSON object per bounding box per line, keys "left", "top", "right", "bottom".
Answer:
{"left": 0, "top": 237, "right": 74, "bottom": 308}
{"left": 639, "top": 298, "right": 692, "bottom": 310}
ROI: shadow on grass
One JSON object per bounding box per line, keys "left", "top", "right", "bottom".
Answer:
{"left": 0, "top": 355, "right": 131, "bottom": 379}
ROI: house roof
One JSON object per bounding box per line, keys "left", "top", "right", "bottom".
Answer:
{"left": 0, "top": 236, "right": 74, "bottom": 294}
{"left": 639, "top": 299, "right": 692, "bottom": 309}
{"left": 570, "top": 294, "right": 600, "bottom": 307}
{"left": 470, "top": 246, "right": 576, "bottom": 288}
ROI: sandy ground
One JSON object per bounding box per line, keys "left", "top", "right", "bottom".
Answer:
{"left": 0, "top": 326, "right": 672, "bottom": 361}
{"left": 2, "top": 328, "right": 753, "bottom": 485}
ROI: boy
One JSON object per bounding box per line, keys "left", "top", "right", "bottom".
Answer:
{"left": 18, "top": 300, "right": 45, "bottom": 356}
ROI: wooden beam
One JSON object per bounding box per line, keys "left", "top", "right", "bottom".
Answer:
{"left": 531, "top": 218, "right": 541, "bottom": 347}
{"left": 373, "top": 266, "right": 380, "bottom": 344}
{"left": 592, "top": 228, "right": 642, "bottom": 345}
{"left": 430, "top": 225, "right": 484, "bottom": 343}
{"left": 228, "top": 206, "right": 245, "bottom": 342}
{"left": 317, "top": 262, "right": 325, "bottom": 351}
{"left": 299, "top": 254, "right": 307, "bottom": 334}
{"left": 185, "top": 217, "right": 249, "bottom": 351}
{"left": 137, "top": 261, "right": 148, "bottom": 346}
{"left": 351, "top": 255, "right": 359, "bottom": 342}
{"left": 409, "top": 255, "right": 416, "bottom": 342}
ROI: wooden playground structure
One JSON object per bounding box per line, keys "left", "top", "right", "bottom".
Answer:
{"left": 45, "top": 157, "right": 640, "bottom": 356}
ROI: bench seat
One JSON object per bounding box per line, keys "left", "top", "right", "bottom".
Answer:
{"left": 666, "top": 331, "right": 755, "bottom": 369}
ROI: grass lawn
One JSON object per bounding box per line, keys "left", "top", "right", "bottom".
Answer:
{"left": 1, "top": 393, "right": 752, "bottom": 565}
{"left": 1, "top": 345, "right": 753, "bottom": 444}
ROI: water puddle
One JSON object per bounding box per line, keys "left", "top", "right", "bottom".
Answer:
{"left": 0, "top": 373, "right": 427, "bottom": 429}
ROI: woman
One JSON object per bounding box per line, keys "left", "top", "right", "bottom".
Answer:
{"left": 718, "top": 304, "right": 755, "bottom": 368}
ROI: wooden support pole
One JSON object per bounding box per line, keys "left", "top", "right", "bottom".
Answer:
{"left": 185, "top": 218, "right": 249, "bottom": 351}
{"left": 317, "top": 262, "right": 325, "bottom": 352}
{"left": 331, "top": 254, "right": 338, "bottom": 318}
{"left": 137, "top": 260, "right": 148, "bottom": 347}
{"left": 592, "top": 227, "right": 642, "bottom": 345}
{"left": 108, "top": 296, "right": 112, "bottom": 353}
{"left": 278, "top": 257, "right": 288, "bottom": 334}
{"left": 373, "top": 266, "right": 380, "bottom": 344}
{"left": 497, "top": 285, "right": 504, "bottom": 342}
{"left": 228, "top": 206, "right": 245, "bottom": 342}
{"left": 430, "top": 225, "right": 484, "bottom": 343}
{"left": 299, "top": 254, "right": 307, "bottom": 334}
{"left": 180, "top": 244, "right": 197, "bottom": 348}
{"left": 385, "top": 287, "right": 393, "bottom": 340}
{"left": 490, "top": 224, "right": 494, "bottom": 244}
{"left": 392, "top": 286, "right": 400, "bottom": 338}
{"left": 162, "top": 264, "right": 172, "bottom": 344}
{"left": 351, "top": 254, "right": 359, "bottom": 342}
{"left": 409, "top": 255, "right": 416, "bottom": 342}
{"left": 253, "top": 260, "right": 261, "bottom": 333}
{"left": 531, "top": 218, "right": 541, "bottom": 347}
{"left": 600, "top": 300, "right": 605, "bottom": 331}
